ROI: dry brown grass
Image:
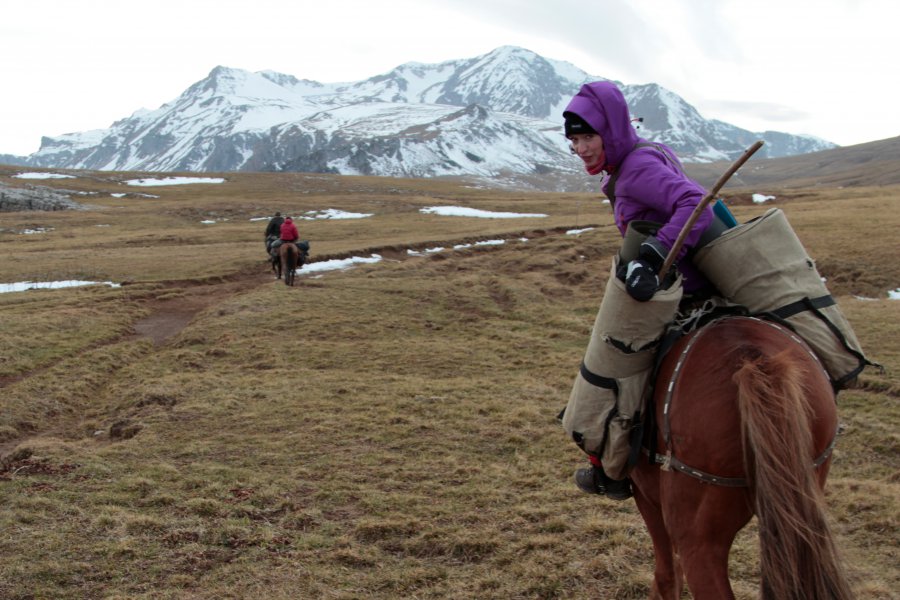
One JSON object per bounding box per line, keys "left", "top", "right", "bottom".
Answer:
{"left": 0, "top": 165, "right": 897, "bottom": 599}
{"left": 685, "top": 135, "right": 900, "bottom": 188}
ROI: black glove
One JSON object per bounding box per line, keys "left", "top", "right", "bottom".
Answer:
{"left": 637, "top": 236, "right": 667, "bottom": 272}
{"left": 623, "top": 259, "right": 659, "bottom": 302}
{"left": 620, "top": 236, "right": 669, "bottom": 302}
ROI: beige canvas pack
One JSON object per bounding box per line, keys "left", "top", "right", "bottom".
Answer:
{"left": 562, "top": 257, "right": 682, "bottom": 479}
{"left": 693, "top": 207, "right": 874, "bottom": 388}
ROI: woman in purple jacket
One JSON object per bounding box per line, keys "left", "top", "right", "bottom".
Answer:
{"left": 563, "top": 81, "right": 724, "bottom": 499}
{"left": 564, "top": 80, "right": 721, "bottom": 303}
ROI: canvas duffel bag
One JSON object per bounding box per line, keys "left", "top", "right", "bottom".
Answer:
{"left": 693, "top": 207, "right": 876, "bottom": 389}
{"left": 562, "top": 256, "right": 683, "bottom": 479}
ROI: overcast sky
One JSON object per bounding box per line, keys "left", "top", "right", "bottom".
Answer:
{"left": 2, "top": 0, "right": 897, "bottom": 157}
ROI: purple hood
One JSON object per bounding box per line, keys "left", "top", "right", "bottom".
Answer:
{"left": 564, "top": 81, "right": 639, "bottom": 169}
{"left": 564, "top": 81, "right": 713, "bottom": 293}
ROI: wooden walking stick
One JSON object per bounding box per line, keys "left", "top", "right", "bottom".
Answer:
{"left": 659, "top": 140, "right": 764, "bottom": 281}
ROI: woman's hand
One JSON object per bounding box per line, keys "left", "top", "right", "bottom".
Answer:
{"left": 624, "top": 259, "right": 659, "bottom": 301}
{"left": 621, "top": 236, "right": 668, "bottom": 302}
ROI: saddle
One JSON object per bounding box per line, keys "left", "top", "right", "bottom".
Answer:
{"left": 271, "top": 240, "right": 311, "bottom": 265}
{"left": 268, "top": 237, "right": 283, "bottom": 257}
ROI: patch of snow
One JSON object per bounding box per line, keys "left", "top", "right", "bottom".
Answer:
{"left": 0, "top": 280, "right": 120, "bottom": 294}
{"left": 408, "top": 247, "right": 445, "bottom": 256}
{"left": 124, "top": 177, "right": 226, "bottom": 186}
{"left": 410, "top": 237, "right": 525, "bottom": 255}
{"left": 567, "top": 227, "right": 595, "bottom": 235}
{"left": 453, "top": 239, "right": 506, "bottom": 250}
{"left": 752, "top": 193, "right": 776, "bottom": 204}
{"left": 298, "top": 209, "right": 373, "bottom": 220}
{"left": 889, "top": 288, "right": 900, "bottom": 300}
{"left": 420, "top": 206, "right": 547, "bottom": 219}
{"left": 13, "top": 172, "right": 76, "bottom": 180}
{"left": 297, "top": 255, "right": 382, "bottom": 275}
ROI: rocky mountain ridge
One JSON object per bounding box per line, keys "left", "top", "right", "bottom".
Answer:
{"left": 18, "top": 46, "right": 835, "bottom": 190}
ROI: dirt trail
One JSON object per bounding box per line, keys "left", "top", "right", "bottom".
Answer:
{"left": 127, "top": 225, "right": 594, "bottom": 345}
{"left": 128, "top": 267, "right": 274, "bottom": 345}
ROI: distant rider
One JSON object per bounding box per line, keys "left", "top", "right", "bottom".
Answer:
{"left": 280, "top": 216, "right": 299, "bottom": 245}
{"left": 265, "top": 211, "right": 285, "bottom": 254}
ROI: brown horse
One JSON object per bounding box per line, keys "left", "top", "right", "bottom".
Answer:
{"left": 631, "top": 316, "right": 852, "bottom": 599}
{"left": 278, "top": 242, "right": 299, "bottom": 286}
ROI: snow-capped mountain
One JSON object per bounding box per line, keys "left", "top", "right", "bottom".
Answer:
{"left": 26, "top": 46, "right": 834, "bottom": 187}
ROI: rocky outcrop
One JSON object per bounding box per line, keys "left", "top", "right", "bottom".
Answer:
{"left": 0, "top": 182, "right": 89, "bottom": 212}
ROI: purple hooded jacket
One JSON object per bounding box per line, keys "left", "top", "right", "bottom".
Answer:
{"left": 565, "top": 81, "right": 713, "bottom": 292}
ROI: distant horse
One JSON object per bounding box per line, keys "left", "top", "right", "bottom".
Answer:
{"left": 270, "top": 245, "right": 283, "bottom": 279}
{"left": 278, "top": 242, "right": 299, "bottom": 286}
{"left": 631, "top": 316, "right": 852, "bottom": 599}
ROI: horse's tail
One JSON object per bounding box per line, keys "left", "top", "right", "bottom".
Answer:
{"left": 734, "top": 349, "right": 853, "bottom": 600}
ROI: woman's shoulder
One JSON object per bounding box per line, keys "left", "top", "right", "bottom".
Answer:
{"left": 618, "top": 148, "right": 668, "bottom": 183}
{"left": 616, "top": 146, "right": 691, "bottom": 203}
{"left": 623, "top": 141, "right": 676, "bottom": 165}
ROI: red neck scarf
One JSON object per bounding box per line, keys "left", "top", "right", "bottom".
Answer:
{"left": 585, "top": 150, "right": 608, "bottom": 175}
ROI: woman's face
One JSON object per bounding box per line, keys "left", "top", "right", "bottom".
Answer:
{"left": 568, "top": 133, "right": 605, "bottom": 169}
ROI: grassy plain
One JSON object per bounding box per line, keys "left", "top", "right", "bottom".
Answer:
{"left": 1, "top": 166, "right": 898, "bottom": 599}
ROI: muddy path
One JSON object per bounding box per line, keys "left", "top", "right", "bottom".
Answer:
{"left": 125, "top": 225, "right": 599, "bottom": 345}
{"left": 127, "top": 267, "right": 274, "bottom": 345}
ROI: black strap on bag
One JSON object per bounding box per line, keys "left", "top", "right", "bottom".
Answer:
{"left": 578, "top": 362, "right": 619, "bottom": 392}
{"left": 576, "top": 362, "right": 621, "bottom": 457}
{"left": 769, "top": 293, "right": 836, "bottom": 318}
{"left": 555, "top": 364, "right": 620, "bottom": 453}
{"left": 766, "top": 295, "right": 882, "bottom": 390}
{"left": 605, "top": 169, "right": 622, "bottom": 208}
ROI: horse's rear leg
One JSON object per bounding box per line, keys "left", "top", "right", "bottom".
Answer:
{"left": 633, "top": 482, "right": 682, "bottom": 599}
{"left": 285, "top": 248, "right": 298, "bottom": 286}
{"left": 664, "top": 483, "right": 751, "bottom": 600}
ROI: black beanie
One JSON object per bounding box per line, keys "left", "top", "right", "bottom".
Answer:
{"left": 564, "top": 112, "right": 597, "bottom": 136}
